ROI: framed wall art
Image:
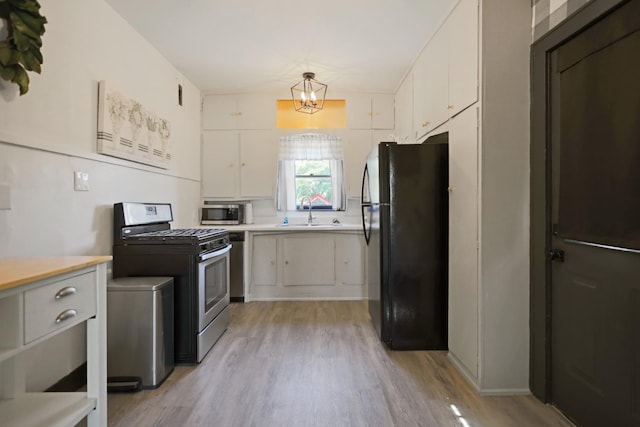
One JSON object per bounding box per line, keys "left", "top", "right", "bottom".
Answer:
{"left": 97, "top": 80, "right": 172, "bottom": 168}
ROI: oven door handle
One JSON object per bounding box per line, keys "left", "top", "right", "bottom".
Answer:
{"left": 200, "top": 243, "right": 232, "bottom": 262}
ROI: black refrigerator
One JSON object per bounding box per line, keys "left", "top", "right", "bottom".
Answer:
{"left": 360, "top": 132, "right": 449, "bottom": 350}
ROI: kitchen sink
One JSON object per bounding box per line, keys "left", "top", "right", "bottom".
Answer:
{"left": 275, "top": 223, "right": 343, "bottom": 227}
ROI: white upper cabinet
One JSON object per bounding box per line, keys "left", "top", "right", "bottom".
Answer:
{"left": 201, "top": 130, "right": 277, "bottom": 199}
{"left": 413, "top": 23, "right": 449, "bottom": 140}
{"left": 448, "top": 0, "right": 479, "bottom": 117}
{"left": 347, "top": 94, "right": 394, "bottom": 130}
{"left": 371, "top": 94, "right": 395, "bottom": 129}
{"left": 343, "top": 130, "right": 374, "bottom": 198}
{"left": 394, "top": 75, "right": 413, "bottom": 141}
{"left": 202, "top": 94, "right": 276, "bottom": 130}
{"left": 239, "top": 131, "right": 278, "bottom": 198}
{"left": 412, "top": 0, "right": 479, "bottom": 141}
{"left": 342, "top": 129, "right": 391, "bottom": 198}
{"left": 202, "top": 131, "right": 239, "bottom": 198}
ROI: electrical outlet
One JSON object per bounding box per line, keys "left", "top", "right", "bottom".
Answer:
{"left": 74, "top": 171, "right": 90, "bottom": 191}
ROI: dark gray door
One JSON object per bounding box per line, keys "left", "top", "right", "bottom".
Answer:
{"left": 549, "top": 2, "right": 640, "bottom": 426}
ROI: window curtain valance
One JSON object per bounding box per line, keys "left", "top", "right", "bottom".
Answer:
{"left": 276, "top": 133, "right": 346, "bottom": 211}
{"left": 278, "top": 133, "right": 344, "bottom": 161}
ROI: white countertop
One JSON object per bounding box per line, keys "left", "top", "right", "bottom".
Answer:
{"left": 197, "top": 223, "right": 363, "bottom": 232}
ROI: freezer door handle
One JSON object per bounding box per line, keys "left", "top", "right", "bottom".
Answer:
{"left": 361, "top": 204, "right": 370, "bottom": 245}
{"left": 361, "top": 164, "right": 371, "bottom": 245}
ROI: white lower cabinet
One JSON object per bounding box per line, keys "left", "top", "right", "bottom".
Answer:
{"left": 335, "top": 234, "right": 365, "bottom": 286}
{"left": 248, "top": 232, "right": 365, "bottom": 300}
{"left": 283, "top": 236, "right": 335, "bottom": 286}
{"left": 251, "top": 235, "right": 277, "bottom": 286}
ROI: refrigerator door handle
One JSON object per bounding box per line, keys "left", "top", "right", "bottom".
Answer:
{"left": 361, "top": 163, "right": 369, "bottom": 203}
{"left": 361, "top": 164, "right": 371, "bottom": 245}
{"left": 361, "top": 203, "right": 371, "bottom": 245}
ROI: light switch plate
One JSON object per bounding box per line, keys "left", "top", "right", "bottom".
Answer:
{"left": 74, "top": 171, "right": 89, "bottom": 191}
{"left": 0, "top": 185, "right": 11, "bottom": 210}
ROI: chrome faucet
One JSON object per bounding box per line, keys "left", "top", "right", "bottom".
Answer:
{"left": 300, "top": 196, "right": 313, "bottom": 225}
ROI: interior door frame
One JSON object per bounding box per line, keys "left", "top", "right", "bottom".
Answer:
{"left": 530, "top": 0, "right": 633, "bottom": 403}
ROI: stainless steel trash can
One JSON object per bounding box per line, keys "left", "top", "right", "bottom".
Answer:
{"left": 107, "top": 276, "right": 174, "bottom": 390}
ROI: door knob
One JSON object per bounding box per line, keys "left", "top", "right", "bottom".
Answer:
{"left": 549, "top": 249, "right": 565, "bottom": 262}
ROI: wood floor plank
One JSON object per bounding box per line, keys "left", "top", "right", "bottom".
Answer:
{"left": 107, "top": 301, "right": 573, "bottom": 427}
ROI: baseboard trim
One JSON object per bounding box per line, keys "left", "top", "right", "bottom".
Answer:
{"left": 447, "top": 352, "right": 531, "bottom": 396}
{"left": 447, "top": 351, "right": 481, "bottom": 392}
{"left": 45, "top": 362, "right": 87, "bottom": 392}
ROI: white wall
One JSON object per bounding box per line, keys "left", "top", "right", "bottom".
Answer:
{"left": 0, "top": 0, "right": 202, "bottom": 390}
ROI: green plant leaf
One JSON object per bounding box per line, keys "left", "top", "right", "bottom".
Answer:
{"left": 11, "top": 28, "right": 29, "bottom": 51}
{"left": 9, "top": 11, "right": 40, "bottom": 39}
{"left": 0, "top": 62, "right": 16, "bottom": 81}
{"left": 0, "top": 46, "right": 21, "bottom": 66}
{"left": 0, "top": 40, "right": 12, "bottom": 65}
{"left": 19, "top": 48, "right": 39, "bottom": 72}
{"left": 11, "top": 0, "right": 41, "bottom": 16}
{"left": 11, "top": 63, "right": 29, "bottom": 94}
{"left": 13, "top": 9, "right": 45, "bottom": 34}
{"left": 0, "top": 0, "right": 45, "bottom": 95}
{"left": 30, "top": 45, "right": 41, "bottom": 63}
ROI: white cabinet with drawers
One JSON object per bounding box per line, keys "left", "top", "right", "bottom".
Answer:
{"left": 0, "top": 257, "right": 110, "bottom": 427}
{"left": 23, "top": 272, "right": 97, "bottom": 344}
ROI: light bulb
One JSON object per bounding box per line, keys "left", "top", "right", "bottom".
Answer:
{"left": 310, "top": 91, "right": 316, "bottom": 102}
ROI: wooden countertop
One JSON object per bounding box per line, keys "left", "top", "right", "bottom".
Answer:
{"left": 0, "top": 256, "right": 112, "bottom": 292}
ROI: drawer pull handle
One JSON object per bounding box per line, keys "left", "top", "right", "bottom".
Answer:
{"left": 55, "top": 286, "right": 77, "bottom": 299}
{"left": 55, "top": 309, "right": 78, "bottom": 323}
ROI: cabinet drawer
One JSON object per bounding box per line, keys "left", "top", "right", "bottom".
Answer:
{"left": 24, "top": 272, "right": 96, "bottom": 344}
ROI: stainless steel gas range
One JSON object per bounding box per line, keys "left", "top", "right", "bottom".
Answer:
{"left": 112, "top": 202, "right": 231, "bottom": 363}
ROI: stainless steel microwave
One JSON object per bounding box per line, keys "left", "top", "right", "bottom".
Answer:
{"left": 200, "top": 204, "right": 244, "bottom": 225}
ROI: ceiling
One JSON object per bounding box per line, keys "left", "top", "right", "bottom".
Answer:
{"left": 104, "top": 0, "right": 457, "bottom": 95}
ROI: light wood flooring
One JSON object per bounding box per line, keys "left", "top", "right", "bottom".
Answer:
{"left": 107, "top": 300, "right": 573, "bottom": 427}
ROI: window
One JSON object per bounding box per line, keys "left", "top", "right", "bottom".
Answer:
{"left": 276, "top": 134, "right": 346, "bottom": 211}
{"left": 294, "top": 160, "right": 333, "bottom": 210}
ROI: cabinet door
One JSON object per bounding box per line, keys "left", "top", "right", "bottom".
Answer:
{"left": 447, "top": 106, "right": 479, "bottom": 379}
{"left": 202, "top": 95, "right": 238, "bottom": 130}
{"left": 394, "top": 76, "right": 413, "bottom": 141}
{"left": 414, "top": 26, "right": 450, "bottom": 141}
{"left": 251, "top": 235, "right": 278, "bottom": 286}
{"left": 335, "top": 234, "right": 365, "bottom": 285}
{"left": 449, "top": 0, "right": 479, "bottom": 117}
{"left": 239, "top": 130, "right": 278, "bottom": 198}
{"left": 283, "top": 235, "right": 335, "bottom": 286}
{"left": 347, "top": 94, "right": 374, "bottom": 129}
{"left": 371, "top": 94, "right": 394, "bottom": 130}
{"left": 412, "top": 50, "right": 429, "bottom": 140}
{"left": 344, "top": 130, "right": 375, "bottom": 198}
{"left": 237, "top": 94, "right": 276, "bottom": 129}
{"left": 422, "top": 25, "right": 450, "bottom": 138}
{"left": 201, "top": 131, "right": 239, "bottom": 198}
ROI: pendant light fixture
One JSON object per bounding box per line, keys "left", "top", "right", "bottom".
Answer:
{"left": 291, "top": 72, "right": 327, "bottom": 114}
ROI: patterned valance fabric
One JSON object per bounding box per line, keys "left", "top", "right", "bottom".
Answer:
{"left": 278, "top": 133, "right": 344, "bottom": 161}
